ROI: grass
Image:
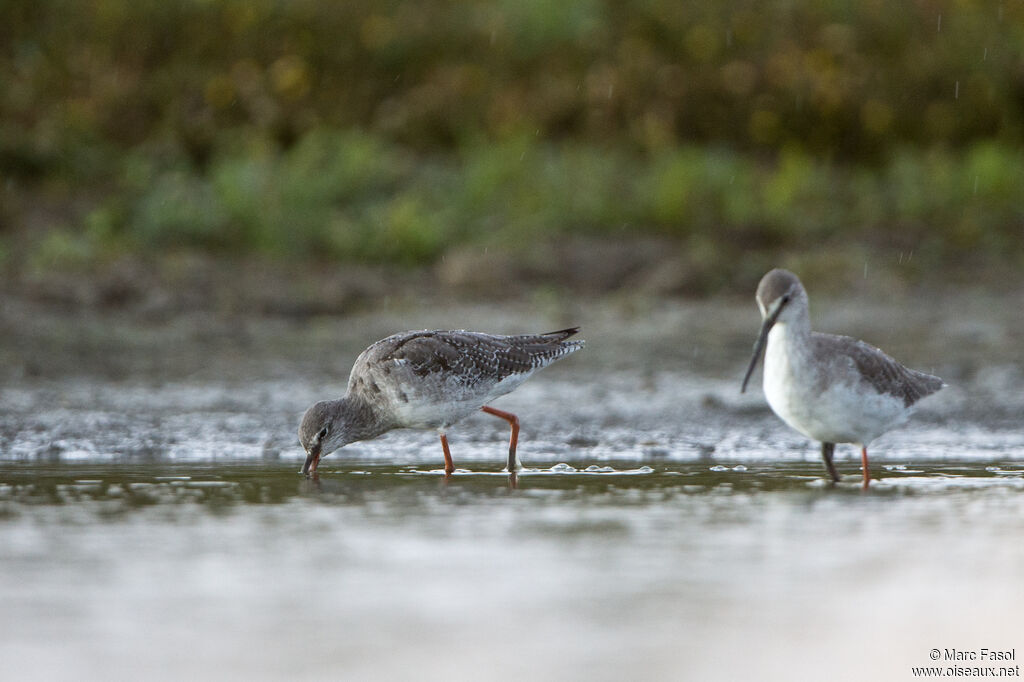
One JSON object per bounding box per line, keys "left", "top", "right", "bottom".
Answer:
{"left": 19, "top": 129, "right": 1023, "bottom": 291}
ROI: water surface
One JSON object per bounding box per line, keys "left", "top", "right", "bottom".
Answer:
{"left": 1, "top": 298, "right": 1022, "bottom": 681}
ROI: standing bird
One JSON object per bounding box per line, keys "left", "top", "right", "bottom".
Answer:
{"left": 741, "top": 269, "right": 944, "bottom": 487}
{"left": 299, "top": 328, "right": 584, "bottom": 477}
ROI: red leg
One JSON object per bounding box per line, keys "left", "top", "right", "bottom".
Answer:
{"left": 481, "top": 405, "right": 520, "bottom": 472}
{"left": 439, "top": 433, "right": 454, "bottom": 475}
{"left": 861, "top": 446, "right": 871, "bottom": 489}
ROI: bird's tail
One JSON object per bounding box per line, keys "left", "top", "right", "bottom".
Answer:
{"left": 539, "top": 327, "right": 581, "bottom": 342}
{"left": 505, "top": 327, "right": 585, "bottom": 368}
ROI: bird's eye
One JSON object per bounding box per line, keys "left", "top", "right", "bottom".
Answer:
{"left": 317, "top": 427, "right": 328, "bottom": 441}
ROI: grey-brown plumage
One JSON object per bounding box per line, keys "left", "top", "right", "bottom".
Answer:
{"left": 367, "top": 328, "right": 582, "bottom": 388}
{"left": 299, "top": 328, "right": 584, "bottom": 476}
{"left": 816, "top": 334, "right": 945, "bottom": 408}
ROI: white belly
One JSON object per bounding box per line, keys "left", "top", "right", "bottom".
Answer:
{"left": 763, "top": 327, "right": 906, "bottom": 445}
{"left": 382, "top": 370, "right": 532, "bottom": 430}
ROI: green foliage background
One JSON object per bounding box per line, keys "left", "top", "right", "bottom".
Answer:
{"left": 2, "top": 0, "right": 1022, "bottom": 289}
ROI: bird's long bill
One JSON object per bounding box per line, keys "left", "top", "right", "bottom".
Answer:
{"left": 740, "top": 303, "right": 786, "bottom": 393}
{"left": 301, "top": 446, "right": 321, "bottom": 476}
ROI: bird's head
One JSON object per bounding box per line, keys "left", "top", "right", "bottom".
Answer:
{"left": 298, "top": 400, "right": 350, "bottom": 476}
{"left": 754, "top": 268, "right": 807, "bottom": 326}
{"left": 741, "top": 269, "right": 809, "bottom": 393}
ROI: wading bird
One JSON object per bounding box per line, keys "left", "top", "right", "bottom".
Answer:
{"left": 741, "top": 269, "right": 944, "bottom": 487}
{"left": 299, "top": 328, "right": 584, "bottom": 478}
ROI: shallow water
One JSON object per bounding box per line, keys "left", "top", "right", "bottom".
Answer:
{"left": 1, "top": 298, "right": 1022, "bottom": 681}
{"left": 2, "top": 459, "right": 1023, "bottom": 681}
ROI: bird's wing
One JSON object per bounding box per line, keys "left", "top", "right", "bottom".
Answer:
{"left": 357, "top": 329, "right": 581, "bottom": 388}
{"left": 821, "top": 333, "right": 945, "bottom": 407}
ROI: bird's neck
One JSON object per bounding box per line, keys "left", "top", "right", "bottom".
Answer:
{"left": 777, "top": 317, "right": 811, "bottom": 340}
{"left": 335, "top": 394, "right": 390, "bottom": 442}
{"left": 766, "top": 312, "right": 813, "bottom": 376}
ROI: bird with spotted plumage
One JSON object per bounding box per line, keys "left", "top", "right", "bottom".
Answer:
{"left": 298, "top": 328, "right": 584, "bottom": 477}
{"left": 741, "top": 269, "right": 945, "bottom": 487}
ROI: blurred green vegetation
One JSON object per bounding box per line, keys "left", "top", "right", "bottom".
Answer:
{"left": 2, "top": 0, "right": 1023, "bottom": 290}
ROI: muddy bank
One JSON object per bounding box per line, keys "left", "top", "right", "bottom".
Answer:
{"left": 2, "top": 268, "right": 1021, "bottom": 377}
{"left": 7, "top": 234, "right": 1022, "bottom": 319}
{"left": 1, "top": 281, "right": 1022, "bottom": 471}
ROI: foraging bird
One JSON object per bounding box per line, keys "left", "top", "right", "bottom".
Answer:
{"left": 741, "top": 269, "right": 944, "bottom": 487}
{"left": 299, "top": 328, "right": 584, "bottom": 476}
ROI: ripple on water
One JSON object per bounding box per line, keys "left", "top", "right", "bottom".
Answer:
{"left": 526, "top": 463, "right": 655, "bottom": 475}
{"left": 876, "top": 475, "right": 1024, "bottom": 491}
{"left": 393, "top": 464, "right": 657, "bottom": 477}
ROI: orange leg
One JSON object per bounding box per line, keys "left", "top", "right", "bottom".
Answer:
{"left": 861, "top": 446, "right": 871, "bottom": 489}
{"left": 439, "top": 433, "right": 455, "bottom": 475}
{"left": 481, "top": 405, "right": 520, "bottom": 472}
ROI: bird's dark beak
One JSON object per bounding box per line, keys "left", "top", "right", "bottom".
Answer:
{"left": 301, "top": 444, "right": 322, "bottom": 476}
{"left": 741, "top": 298, "right": 788, "bottom": 393}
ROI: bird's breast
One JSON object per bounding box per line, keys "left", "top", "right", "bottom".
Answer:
{"left": 763, "top": 326, "right": 907, "bottom": 444}
{"left": 763, "top": 326, "right": 847, "bottom": 442}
